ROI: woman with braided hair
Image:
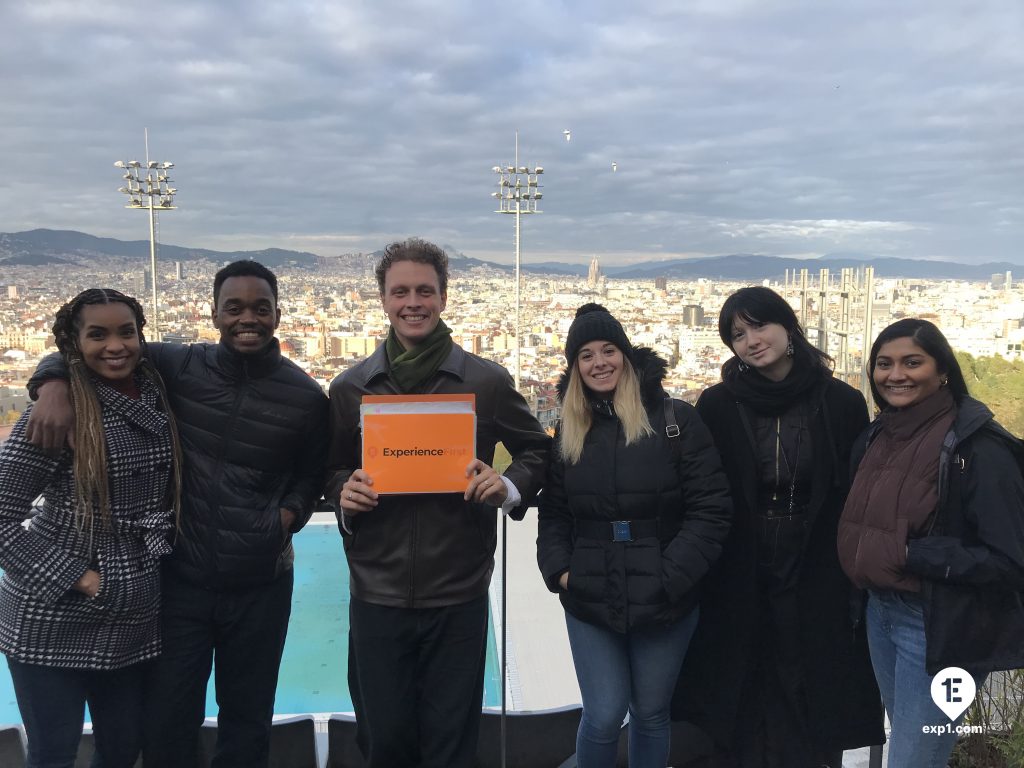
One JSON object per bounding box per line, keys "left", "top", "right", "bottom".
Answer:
{"left": 0, "top": 288, "right": 182, "bottom": 767}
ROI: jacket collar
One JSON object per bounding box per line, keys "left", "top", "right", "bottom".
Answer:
{"left": 356, "top": 342, "right": 468, "bottom": 388}
{"left": 93, "top": 376, "right": 169, "bottom": 436}
{"left": 952, "top": 395, "right": 994, "bottom": 441}
{"left": 215, "top": 338, "right": 282, "bottom": 379}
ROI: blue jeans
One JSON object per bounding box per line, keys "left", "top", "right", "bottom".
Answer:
{"left": 565, "top": 608, "right": 699, "bottom": 768}
{"left": 6, "top": 656, "right": 148, "bottom": 768}
{"left": 866, "top": 590, "right": 982, "bottom": 768}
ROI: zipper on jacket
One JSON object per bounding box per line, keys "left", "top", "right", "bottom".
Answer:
{"left": 210, "top": 358, "right": 250, "bottom": 578}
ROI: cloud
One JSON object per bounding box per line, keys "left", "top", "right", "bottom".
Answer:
{"left": 0, "top": 0, "right": 1021, "bottom": 264}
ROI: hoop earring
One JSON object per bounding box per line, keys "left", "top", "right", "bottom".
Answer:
{"left": 940, "top": 377, "right": 948, "bottom": 388}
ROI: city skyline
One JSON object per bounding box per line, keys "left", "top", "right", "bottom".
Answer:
{"left": 1, "top": 1, "right": 1022, "bottom": 266}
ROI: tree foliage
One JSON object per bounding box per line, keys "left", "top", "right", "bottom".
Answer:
{"left": 956, "top": 352, "right": 1024, "bottom": 438}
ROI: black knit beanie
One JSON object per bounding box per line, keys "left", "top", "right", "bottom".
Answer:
{"left": 565, "top": 303, "right": 632, "bottom": 363}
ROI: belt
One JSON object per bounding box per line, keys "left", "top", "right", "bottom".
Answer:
{"left": 574, "top": 519, "right": 660, "bottom": 542}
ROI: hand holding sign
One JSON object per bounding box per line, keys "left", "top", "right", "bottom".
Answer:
{"left": 465, "top": 459, "right": 508, "bottom": 506}
{"left": 340, "top": 469, "right": 378, "bottom": 515}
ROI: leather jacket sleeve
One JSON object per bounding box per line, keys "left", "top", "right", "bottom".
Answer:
{"left": 484, "top": 369, "right": 550, "bottom": 520}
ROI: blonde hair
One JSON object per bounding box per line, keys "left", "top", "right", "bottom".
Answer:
{"left": 558, "top": 355, "right": 654, "bottom": 464}
{"left": 53, "top": 289, "right": 183, "bottom": 547}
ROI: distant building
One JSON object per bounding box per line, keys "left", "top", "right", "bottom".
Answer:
{"left": 129, "top": 270, "right": 146, "bottom": 297}
{"left": 682, "top": 304, "right": 705, "bottom": 328}
{"left": 587, "top": 256, "right": 602, "bottom": 289}
{"left": 5, "top": 285, "right": 17, "bottom": 300}
{"left": 0, "top": 386, "right": 27, "bottom": 423}
{"left": 458, "top": 336, "right": 483, "bottom": 355}
{"left": 162, "top": 332, "right": 198, "bottom": 345}
{"left": 175, "top": 261, "right": 185, "bottom": 281}
{"left": 655, "top": 276, "right": 667, "bottom": 291}
{"left": 328, "top": 335, "right": 380, "bottom": 358}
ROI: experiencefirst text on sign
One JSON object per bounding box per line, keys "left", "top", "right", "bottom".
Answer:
{"left": 360, "top": 394, "right": 477, "bottom": 494}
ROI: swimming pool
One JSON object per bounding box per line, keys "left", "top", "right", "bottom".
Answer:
{"left": 0, "top": 522, "right": 503, "bottom": 724}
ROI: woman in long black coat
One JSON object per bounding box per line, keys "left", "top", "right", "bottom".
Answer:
{"left": 672, "top": 287, "right": 883, "bottom": 768}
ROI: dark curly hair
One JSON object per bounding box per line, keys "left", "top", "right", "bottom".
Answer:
{"left": 51, "top": 289, "right": 182, "bottom": 538}
{"left": 374, "top": 238, "right": 449, "bottom": 296}
{"left": 213, "top": 260, "right": 279, "bottom": 306}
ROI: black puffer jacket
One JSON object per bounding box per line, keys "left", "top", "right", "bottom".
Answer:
{"left": 32, "top": 340, "right": 329, "bottom": 589}
{"left": 536, "top": 348, "right": 732, "bottom": 633}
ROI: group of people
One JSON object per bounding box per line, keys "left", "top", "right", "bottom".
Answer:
{"left": 0, "top": 238, "right": 1020, "bottom": 768}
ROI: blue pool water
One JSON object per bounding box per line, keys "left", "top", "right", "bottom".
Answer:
{"left": 0, "top": 522, "right": 502, "bottom": 724}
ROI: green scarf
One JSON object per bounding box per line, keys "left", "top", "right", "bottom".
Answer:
{"left": 385, "top": 319, "right": 454, "bottom": 393}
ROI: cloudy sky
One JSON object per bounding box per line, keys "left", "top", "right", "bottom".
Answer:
{"left": 2, "top": 0, "right": 1022, "bottom": 265}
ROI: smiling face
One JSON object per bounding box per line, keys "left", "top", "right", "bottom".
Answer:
{"left": 576, "top": 340, "right": 623, "bottom": 397}
{"left": 77, "top": 302, "right": 142, "bottom": 385}
{"left": 381, "top": 260, "right": 447, "bottom": 350}
{"left": 730, "top": 318, "right": 793, "bottom": 381}
{"left": 211, "top": 276, "right": 280, "bottom": 354}
{"left": 872, "top": 337, "right": 945, "bottom": 409}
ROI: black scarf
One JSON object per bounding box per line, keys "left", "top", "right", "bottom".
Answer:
{"left": 721, "top": 345, "right": 831, "bottom": 415}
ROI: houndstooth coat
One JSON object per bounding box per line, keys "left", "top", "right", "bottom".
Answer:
{"left": 0, "top": 376, "right": 174, "bottom": 670}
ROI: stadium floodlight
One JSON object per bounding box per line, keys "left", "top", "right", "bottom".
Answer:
{"left": 114, "top": 128, "right": 178, "bottom": 336}
{"left": 490, "top": 131, "right": 545, "bottom": 768}
{"left": 490, "top": 130, "right": 543, "bottom": 393}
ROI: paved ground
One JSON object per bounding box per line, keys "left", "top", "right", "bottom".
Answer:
{"left": 492, "top": 510, "right": 889, "bottom": 767}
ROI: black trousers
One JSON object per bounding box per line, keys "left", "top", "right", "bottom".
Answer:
{"left": 348, "top": 595, "right": 489, "bottom": 768}
{"left": 142, "top": 569, "right": 293, "bottom": 768}
{"left": 8, "top": 657, "right": 150, "bottom": 768}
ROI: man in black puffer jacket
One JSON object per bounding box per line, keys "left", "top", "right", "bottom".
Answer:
{"left": 28, "top": 261, "right": 329, "bottom": 768}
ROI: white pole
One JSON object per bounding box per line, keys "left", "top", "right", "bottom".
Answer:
{"left": 144, "top": 128, "right": 159, "bottom": 336}
{"left": 513, "top": 130, "right": 521, "bottom": 393}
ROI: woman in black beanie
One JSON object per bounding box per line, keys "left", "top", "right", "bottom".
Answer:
{"left": 537, "top": 303, "right": 732, "bottom": 768}
{"left": 672, "top": 286, "right": 884, "bottom": 768}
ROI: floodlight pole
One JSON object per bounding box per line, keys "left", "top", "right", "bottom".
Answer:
{"left": 492, "top": 131, "right": 543, "bottom": 391}
{"left": 490, "top": 132, "right": 544, "bottom": 768}
{"left": 115, "top": 128, "right": 177, "bottom": 336}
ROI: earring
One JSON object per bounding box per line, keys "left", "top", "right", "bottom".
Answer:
{"left": 786, "top": 338, "right": 794, "bottom": 357}
{"left": 738, "top": 361, "right": 749, "bottom": 372}
{"left": 940, "top": 377, "right": 948, "bottom": 387}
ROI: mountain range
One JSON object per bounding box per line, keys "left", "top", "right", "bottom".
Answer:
{"left": 1, "top": 229, "right": 1022, "bottom": 282}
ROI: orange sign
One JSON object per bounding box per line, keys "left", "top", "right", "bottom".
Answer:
{"left": 360, "top": 394, "right": 476, "bottom": 494}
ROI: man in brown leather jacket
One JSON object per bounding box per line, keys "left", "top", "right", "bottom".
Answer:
{"left": 326, "top": 238, "right": 550, "bottom": 768}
